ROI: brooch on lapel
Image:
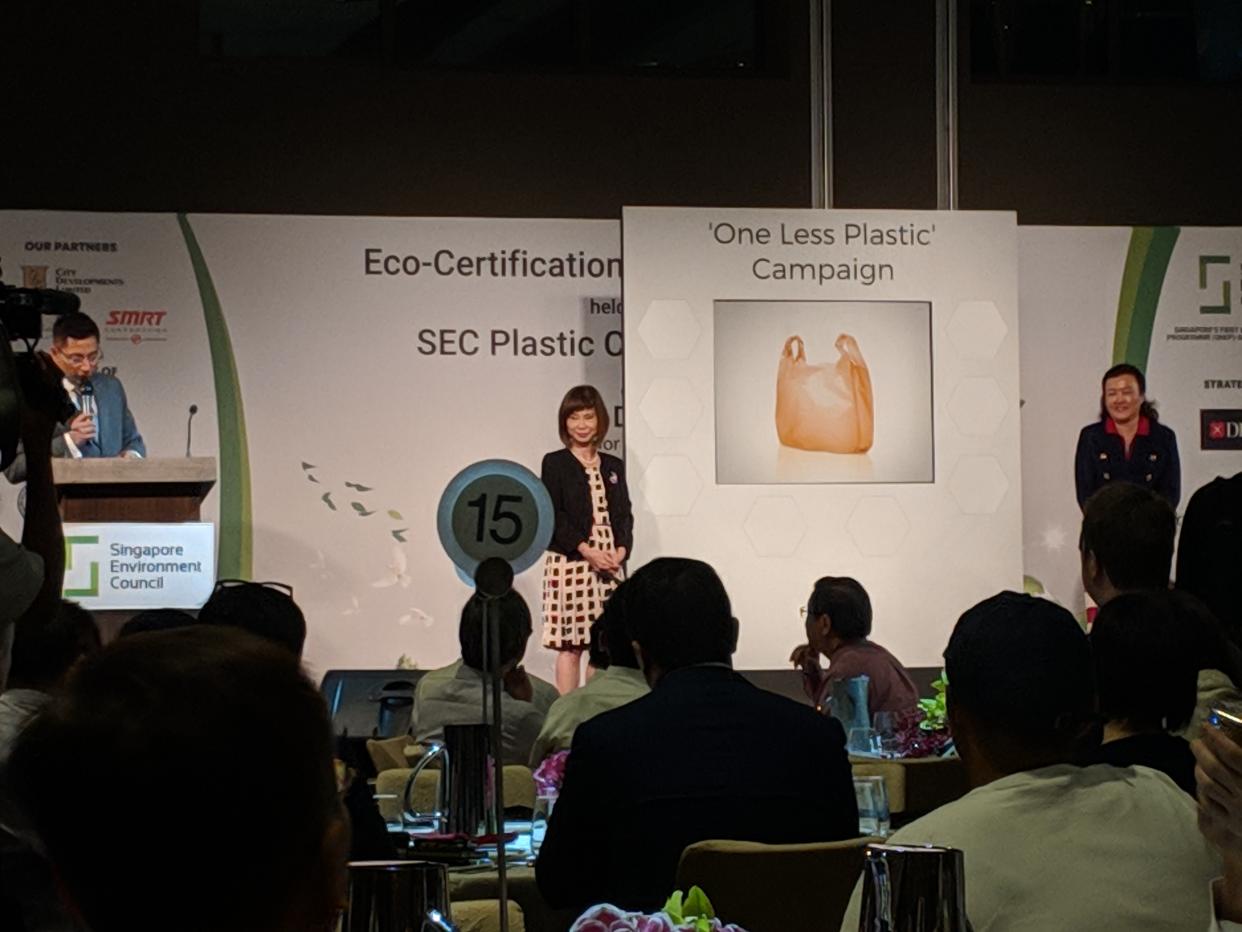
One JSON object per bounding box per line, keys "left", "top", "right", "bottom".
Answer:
{"left": 608, "top": 471, "right": 618, "bottom": 485}
{"left": 1149, "top": 453, "right": 1158, "bottom": 461}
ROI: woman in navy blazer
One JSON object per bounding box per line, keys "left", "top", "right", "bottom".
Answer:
{"left": 1074, "top": 363, "right": 1180, "bottom": 509}
{"left": 540, "top": 385, "right": 632, "bottom": 693}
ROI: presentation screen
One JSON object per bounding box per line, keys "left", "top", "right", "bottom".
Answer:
{"left": 623, "top": 207, "right": 1022, "bottom": 669}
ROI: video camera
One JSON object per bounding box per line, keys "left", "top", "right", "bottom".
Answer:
{"left": 0, "top": 281, "right": 81, "bottom": 470}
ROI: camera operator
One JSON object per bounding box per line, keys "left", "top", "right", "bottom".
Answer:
{"left": 0, "top": 351, "right": 66, "bottom": 691}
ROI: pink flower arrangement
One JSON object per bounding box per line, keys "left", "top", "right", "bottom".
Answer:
{"left": 570, "top": 888, "right": 748, "bottom": 932}
{"left": 533, "top": 749, "right": 570, "bottom": 797}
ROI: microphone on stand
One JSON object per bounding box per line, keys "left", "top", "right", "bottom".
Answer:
{"left": 185, "top": 404, "right": 198, "bottom": 457}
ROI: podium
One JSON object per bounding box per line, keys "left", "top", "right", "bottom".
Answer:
{"left": 53, "top": 457, "right": 217, "bottom": 522}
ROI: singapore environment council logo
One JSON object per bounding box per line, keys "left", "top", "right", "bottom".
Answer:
{"left": 1199, "top": 255, "right": 1234, "bottom": 315}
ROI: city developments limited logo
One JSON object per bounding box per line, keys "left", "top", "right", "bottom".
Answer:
{"left": 22, "top": 265, "right": 49, "bottom": 289}
{"left": 1201, "top": 409, "right": 1242, "bottom": 451}
{"left": 64, "top": 534, "right": 100, "bottom": 598}
{"left": 104, "top": 308, "right": 169, "bottom": 345}
{"left": 1199, "top": 254, "right": 1236, "bottom": 315}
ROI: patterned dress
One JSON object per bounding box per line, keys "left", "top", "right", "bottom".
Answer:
{"left": 541, "top": 462, "right": 619, "bottom": 649}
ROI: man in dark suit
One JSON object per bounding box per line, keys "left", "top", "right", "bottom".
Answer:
{"left": 4, "top": 312, "right": 145, "bottom": 483}
{"left": 536, "top": 557, "right": 858, "bottom": 913}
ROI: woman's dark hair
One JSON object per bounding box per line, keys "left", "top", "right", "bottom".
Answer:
{"left": 558, "top": 384, "right": 610, "bottom": 446}
{"left": 1090, "top": 590, "right": 1197, "bottom": 732}
{"left": 807, "top": 576, "right": 872, "bottom": 641}
{"left": 459, "top": 590, "right": 532, "bottom": 673}
{"left": 1098, "top": 362, "right": 1159, "bottom": 422}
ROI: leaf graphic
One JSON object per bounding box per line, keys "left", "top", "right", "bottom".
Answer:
{"left": 321, "top": 492, "right": 337, "bottom": 511}
{"left": 301, "top": 462, "right": 317, "bottom": 471}
{"left": 306, "top": 473, "right": 320, "bottom": 483}
{"left": 345, "top": 481, "right": 373, "bottom": 492}
{"left": 387, "top": 509, "right": 404, "bottom": 520}
{"left": 351, "top": 502, "right": 375, "bottom": 517}
{"left": 391, "top": 528, "right": 408, "bottom": 542}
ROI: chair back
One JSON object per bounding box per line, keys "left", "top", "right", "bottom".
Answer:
{"left": 367, "top": 735, "right": 416, "bottom": 773}
{"left": 676, "top": 837, "right": 872, "bottom": 932}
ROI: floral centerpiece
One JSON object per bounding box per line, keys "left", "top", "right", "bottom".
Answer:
{"left": 891, "top": 672, "right": 952, "bottom": 758}
{"left": 570, "top": 887, "right": 748, "bottom": 932}
{"left": 533, "top": 749, "right": 570, "bottom": 797}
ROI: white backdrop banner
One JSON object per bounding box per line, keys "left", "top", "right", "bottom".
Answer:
{"left": 1019, "top": 226, "right": 1242, "bottom": 612}
{"left": 622, "top": 207, "right": 1023, "bottom": 669}
{"left": 1, "top": 212, "right": 621, "bottom": 682}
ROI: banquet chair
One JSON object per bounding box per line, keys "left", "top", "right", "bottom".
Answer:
{"left": 675, "top": 837, "right": 873, "bottom": 932}
{"left": 367, "top": 735, "right": 416, "bottom": 773}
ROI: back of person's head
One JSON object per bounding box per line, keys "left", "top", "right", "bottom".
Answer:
{"left": 626, "top": 557, "right": 734, "bottom": 673}
{"left": 1080, "top": 483, "right": 1176, "bottom": 592}
{"left": 945, "top": 592, "right": 1096, "bottom": 772}
{"left": 597, "top": 580, "right": 639, "bottom": 670}
{"left": 1090, "top": 590, "right": 1197, "bottom": 733}
{"left": 198, "top": 580, "right": 306, "bottom": 658}
{"left": 7, "top": 626, "right": 345, "bottom": 932}
{"left": 459, "top": 589, "right": 532, "bottom": 673}
{"left": 7, "top": 600, "right": 101, "bottom": 689}
{"left": 51, "top": 312, "right": 100, "bottom": 344}
{"left": 117, "top": 607, "right": 197, "bottom": 638}
{"left": 807, "top": 576, "right": 872, "bottom": 640}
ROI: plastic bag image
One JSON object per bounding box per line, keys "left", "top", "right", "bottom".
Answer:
{"left": 774, "top": 334, "right": 874, "bottom": 453}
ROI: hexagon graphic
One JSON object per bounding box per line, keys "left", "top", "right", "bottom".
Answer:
{"left": 637, "top": 300, "right": 701, "bottom": 360}
{"left": 742, "top": 497, "right": 806, "bottom": 558}
{"left": 946, "top": 300, "right": 1007, "bottom": 360}
{"left": 846, "top": 497, "right": 910, "bottom": 557}
{"left": 640, "top": 455, "right": 702, "bottom": 516}
{"left": 947, "top": 378, "right": 1009, "bottom": 437}
{"left": 638, "top": 378, "right": 703, "bottom": 439}
{"left": 948, "top": 456, "right": 1009, "bottom": 515}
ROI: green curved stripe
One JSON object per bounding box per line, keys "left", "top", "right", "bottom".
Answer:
{"left": 177, "top": 214, "right": 253, "bottom": 578}
{"left": 1113, "top": 226, "right": 1179, "bottom": 370}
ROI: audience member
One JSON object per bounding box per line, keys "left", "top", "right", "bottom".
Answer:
{"left": 537, "top": 557, "right": 858, "bottom": 913}
{"left": 1181, "top": 597, "right": 1242, "bottom": 740}
{"left": 529, "top": 579, "right": 649, "bottom": 767}
{"left": 1080, "top": 590, "right": 1197, "bottom": 794}
{"left": 198, "top": 579, "right": 306, "bottom": 657}
{"left": 1079, "top": 482, "right": 1175, "bottom": 607}
{"left": 1177, "top": 471, "right": 1242, "bottom": 648}
{"left": 0, "top": 600, "right": 99, "bottom": 931}
{"left": 7, "top": 626, "right": 348, "bottom": 932}
{"left": 790, "top": 575, "right": 917, "bottom": 715}
{"left": 414, "top": 589, "right": 557, "bottom": 765}
{"left": 1194, "top": 723, "right": 1242, "bottom": 930}
{"left": 116, "top": 607, "right": 197, "bottom": 638}
{"left": 841, "top": 591, "right": 1219, "bottom": 932}
{"left": 1, "top": 350, "right": 68, "bottom": 691}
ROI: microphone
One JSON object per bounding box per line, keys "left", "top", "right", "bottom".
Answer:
{"left": 79, "top": 380, "right": 97, "bottom": 446}
{"left": 185, "top": 404, "right": 198, "bottom": 457}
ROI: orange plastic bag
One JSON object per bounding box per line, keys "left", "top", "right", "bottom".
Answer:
{"left": 774, "top": 334, "right": 874, "bottom": 453}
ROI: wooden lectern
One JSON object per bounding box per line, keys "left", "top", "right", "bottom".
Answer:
{"left": 52, "top": 457, "right": 217, "bottom": 522}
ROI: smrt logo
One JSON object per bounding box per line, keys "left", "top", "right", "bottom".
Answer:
{"left": 1201, "top": 409, "right": 1242, "bottom": 450}
{"left": 1199, "top": 255, "right": 1236, "bottom": 315}
{"left": 104, "top": 309, "right": 169, "bottom": 345}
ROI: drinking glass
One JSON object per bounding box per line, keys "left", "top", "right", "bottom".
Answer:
{"left": 854, "top": 775, "right": 891, "bottom": 837}
{"left": 847, "top": 726, "right": 880, "bottom": 756}
{"left": 531, "top": 794, "right": 556, "bottom": 857}
{"left": 873, "top": 711, "right": 899, "bottom": 758}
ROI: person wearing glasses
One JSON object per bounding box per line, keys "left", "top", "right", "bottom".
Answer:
{"left": 3, "top": 312, "right": 145, "bottom": 484}
{"left": 1074, "top": 362, "right": 1180, "bottom": 510}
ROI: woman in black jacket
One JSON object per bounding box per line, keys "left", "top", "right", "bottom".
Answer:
{"left": 540, "top": 385, "right": 632, "bottom": 693}
{"left": 1074, "top": 362, "right": 1180, "bottom": 510}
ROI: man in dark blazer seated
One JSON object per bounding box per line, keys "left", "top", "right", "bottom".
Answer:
{"left": 536, "top": 557, "right": 858, "bottom": 913}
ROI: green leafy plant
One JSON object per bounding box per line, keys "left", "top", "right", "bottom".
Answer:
{"left": 916, "top": 671, "right": 948, "bottom": 732}
{"left": 663, "top": 886, "right": 716, "bottom": 932}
